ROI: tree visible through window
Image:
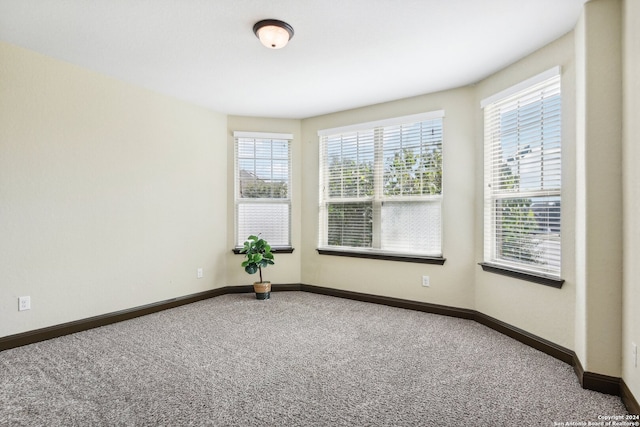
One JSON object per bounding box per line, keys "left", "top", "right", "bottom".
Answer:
{"left": 234, "top": 132, "right": 292, "bottom": 248}
{"left": 319, "top": 112, "right": 444, "bottom": 257}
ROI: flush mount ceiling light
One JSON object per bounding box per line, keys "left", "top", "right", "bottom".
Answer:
{"left": 253, "top": 19, "right": 294, "bottom": 49}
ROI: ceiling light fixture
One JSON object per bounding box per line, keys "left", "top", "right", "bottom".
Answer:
{"left": 253, "top": 19, "right": 294, "bottom": 49}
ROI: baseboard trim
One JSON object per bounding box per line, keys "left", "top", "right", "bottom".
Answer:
{"left": 581, "top": 371, "right": 621, "bottom": 396}
{"left": 1, "top": 282, "right": 636, "bottom": 412}
{"left": 572, "top": 357, "right": 622, "bottom": 396}
{"left": 474, "top": 312, "right": 574, "bottom": 365}
{"left": 300, "top": 284, "right": 476, "bottom": 319}
{"left": 272, "top": 283, "right": 303, "bottom": 292}
{"left": 622, "top": 379, "right": 640, "bottom": 415}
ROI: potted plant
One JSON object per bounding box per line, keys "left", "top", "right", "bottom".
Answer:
{"left": 240, "top": 235, "right": 275, "bottom": 300}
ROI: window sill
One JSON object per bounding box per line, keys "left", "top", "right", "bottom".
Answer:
{"left": 232, "top": 247, "right": 295, "bottom": 254}
{"left": 317, "top": 249, "right": 445, "bottom": 265}
{"left": 478, "top": 262, "right": 564, "bottom": 288}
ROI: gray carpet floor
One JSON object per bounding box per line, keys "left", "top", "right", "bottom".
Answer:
{"left": 0, "top": 291, "right": 628, "bottom": 426}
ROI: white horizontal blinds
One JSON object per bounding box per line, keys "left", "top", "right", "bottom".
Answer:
{"left": 381, "top": 119, "right": 443, "bottom": 197}
{"left": 483, "top": 71, "right": 561, "bottom": 277}
{"left": 323, "top": 130, "right": 374, "bottom": 248}
{"left": 235, "top": 133, "right": 291, "bottom": 247}
{"left": 380, "top": 201, "right": 441, "bottom": 253}
{"left": 380, "top": 119, "right": 442, "bottom": 254}
{"left": 319, "top": 112, "right": 443, "bottom": 256}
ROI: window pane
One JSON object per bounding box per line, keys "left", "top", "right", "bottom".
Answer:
{"left": 272, "top": 140, "right": 289, "bottom": 159}
{"left": 238, "top": 139, "right": 290, "bottom": 200}
{"left": 240, "top": 175, "right": 271, "bottom": 198}
{"left": 495, "top": 197, "right": 542, "bottom": 264}
{"left": 326, "top": 131, "right": 374, "bottom": 199}
{"left": 255, "top": 139, "right": 272, "bottom": 158}
{"left": 327, "top": 202, "right": 372, "bottom": 248}
{"left": 381, "top": 201, "right": 441, "bottom": 255}
{"left": 498, "top": 95, "right": 561, "bottom": 193}
{"left": 494, "top": 196, "right": 560, "bottom": 273}
{"left": 254, "top": 159, "right": 273, "bottom": 180}
{"left": 270, "top": 160, "right": 287, "bottom": 179}
{"left": 237, "top": 140, "right": 254, "bottom": 158}
{"left": 238, "top": 158, "right": 254, "bottom": 173}
{"left": 383, "top": 121, "right": 443, "bottom": 197}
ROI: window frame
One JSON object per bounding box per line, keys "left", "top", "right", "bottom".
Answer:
{"left": 480, "top": 67, "right": 564, "bottom": 287}
{"left": 233, "top": 131, "right": 293, "bottom": 251}
{"left": 317, "top": 111, "right": 445, "bottom": 262}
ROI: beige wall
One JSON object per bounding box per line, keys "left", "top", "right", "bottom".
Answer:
{"left": 473, "top": 34, "right": 577, "bottom": 349}
{"left": 622, "top": 0, "right": 640, "bottom": 401}
{"left": 0, "top": 42, "right": 228, "bottom": 337}
{"left": 574, "top": 0, "right": 623, "bottom": 377}
{"left": 226, "top": 116, "right": 302, "bottom": 286}
{"left": 300, "top": 87, "right": 476, "bottom": 309}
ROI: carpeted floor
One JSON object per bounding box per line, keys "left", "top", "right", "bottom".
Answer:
{"left": 0, "top": 291, "right": 628, "bottom": 426}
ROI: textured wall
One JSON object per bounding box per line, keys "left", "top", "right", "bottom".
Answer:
{"left": 574, "top": 0, "right": 623, "bottom": 377}
{"left": 622, "top": 0, "right": 640, "bottom": 401}
{"left": 0, "top": 42, "right": 228, "bottom": 337}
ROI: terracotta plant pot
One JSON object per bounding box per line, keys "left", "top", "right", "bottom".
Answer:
{"left": 253, "top": 281, "right": 271, "bottom": 300}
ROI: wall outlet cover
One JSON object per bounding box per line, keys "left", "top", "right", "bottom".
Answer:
{"left": 18, "top": 296, "right": 31, "bottom": 311}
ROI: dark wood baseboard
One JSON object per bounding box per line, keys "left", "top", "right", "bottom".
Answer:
{"left": 572, "top": 356, "right": 622, "bottom": 396}
{"left": 220, "top": 283, "right": 302, "bottom": 294}
{"left": 272, "top": 283, "right": 303, "bottom": 292}
{"left": 1, "top": 282, "right": 636, "bottom": 413}
{"left": 300, "top": 284, "right": 475, "bottom": 319}
{"left": 474, "top": 312, "right": 574, "bottom": 365}
{"left": 622, "top": 379, "right": 640, "bottom": 415}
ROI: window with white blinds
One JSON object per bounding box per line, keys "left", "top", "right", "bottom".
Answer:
{"left": 234, "top": 132, "right": 292, "bottom": 248}
{"left": 482, "top": 67, "right": 561, "bottom": 278}
{"left": 318, "top": 111, "right": 444, "bottom": 257}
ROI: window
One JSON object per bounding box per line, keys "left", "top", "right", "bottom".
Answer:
{"left": 318, "top": 111, "right": 444, "bottom": 259}
{"left": 481, "top": 67, "right": 562, "bottom": 280}
{"left": 234, "top": 131, "right": 292, "bottom": 248}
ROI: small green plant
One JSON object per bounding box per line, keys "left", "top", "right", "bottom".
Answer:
{"left": 240, "top": 235, "right": 275, "bottom": 283}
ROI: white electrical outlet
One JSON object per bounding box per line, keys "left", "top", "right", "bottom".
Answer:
{"left": 422, "top": 276, "right": 430, "bottom": 287}
{"left": 197, "top": 268, "right": 203, "bottom": 279}
{"left": 633, "top": 343, "right": 638, "bottom": 368}
{"left": 18, "top": 296, "right": 31, "bottom": 311}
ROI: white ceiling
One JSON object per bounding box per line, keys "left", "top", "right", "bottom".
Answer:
{"left": 0, "top": 0, "right": 587, "bottom": 119}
